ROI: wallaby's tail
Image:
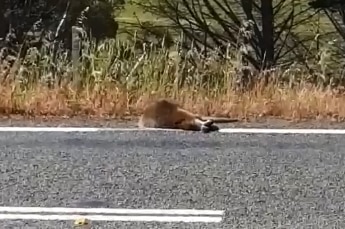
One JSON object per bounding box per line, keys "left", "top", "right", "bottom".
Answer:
{"left": 201, "top": 116, "right": 239, "bottom": 123}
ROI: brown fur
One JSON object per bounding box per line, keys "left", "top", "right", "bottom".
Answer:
{"left": 138, "top": 99, "right": 238, "bottom": 133}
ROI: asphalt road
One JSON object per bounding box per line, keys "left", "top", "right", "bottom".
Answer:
{"left": 0, "top": 130, "right": 345, "bottom": 228}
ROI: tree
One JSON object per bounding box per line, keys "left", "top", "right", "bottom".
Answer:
{"left": 0, "top": 0, "right": 123, "bottom": 50}
{"left": 0, "top": 0, "right": 124, "bottom": 86}
{"left": 309, "top": 0, "right": 345, "bottom": 49}
{"left": 135, "top": 0, "right": 317, "bottom": 70}
{"left": 308, "top": 0, "right": 345, "bottom": 9}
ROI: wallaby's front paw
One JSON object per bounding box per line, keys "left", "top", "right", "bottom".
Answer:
{"left": 201, "top": 125, "right": 211, "bottom": 133}
{"left": 200, "top": 123, "right": 219, "bottom": 133}
{"left": 203, "top": 119, "right": 214, "bottom": 127}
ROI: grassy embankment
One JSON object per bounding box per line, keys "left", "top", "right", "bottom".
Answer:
{"left": 0, "top": 2, "right": 345, "bottom": 122}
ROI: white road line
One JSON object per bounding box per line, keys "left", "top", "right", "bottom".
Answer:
{"left": 0, "top": 126, "right": 344, "bottom": 134}
{"left": 218, "top": 128, "right": 345, "bottom": 134}
{"left": 0, "top": 214, "right": 223, "bottom": 223}
{"left": 0, "top": 127, "right": 179, "bottom": 132}
{"left": 0, "top": 207, "right": 224, "bottom": 223}
{"left": 0, "top": 127, "right": 116, "bottom": 132}
{"left": 0, "top": 207, "right": 224, "bottom": 216}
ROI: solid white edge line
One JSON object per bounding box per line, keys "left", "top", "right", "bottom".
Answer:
{"left": 0, "top": 127, "right": 180, "bottom": 132}
{"left": 218, "top": 128, "right": 345, "bottom": 134}
{"left": 0, "top": 126, "right": 345, "bottom": 134}
{"left": 0, "top": 214, "right": 223, "bottom": 223}
{"left": 0, "top": 207, "right": 224, "bottom": 216}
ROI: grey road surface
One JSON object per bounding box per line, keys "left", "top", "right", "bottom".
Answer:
{"left": 0, "top": 130, "right": 345, "bottom": 228}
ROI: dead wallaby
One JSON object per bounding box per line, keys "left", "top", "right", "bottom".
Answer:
{"left": 138, "top": 99, "right": 238, "bottom": 133}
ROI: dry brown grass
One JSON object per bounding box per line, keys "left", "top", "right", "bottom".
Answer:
{"left": 1, "top": 31, "right": 344, "bottom": 123}
{"left": 0, "top": 81, "right": 344, "bottom": 122}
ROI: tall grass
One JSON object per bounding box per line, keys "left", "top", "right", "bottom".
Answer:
{"left": 0, "top": 30, "right": 345, "bottom": 122}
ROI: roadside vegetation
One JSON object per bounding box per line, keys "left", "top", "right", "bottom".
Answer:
{"left": 1, "top": 0, "right": 345, "bottom": 122}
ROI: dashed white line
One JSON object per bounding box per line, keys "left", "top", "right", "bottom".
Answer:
{"left": 0, "top": 214, "right": 223, "bottom": 223}
{"left": 0, "top": 207, "right": 224, "bottom": 223}
{"left": 0, "top": 206, "right": 224, "bottom": 215}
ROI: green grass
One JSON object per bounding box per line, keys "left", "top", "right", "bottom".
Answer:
{"left": 112, "top": 0, "right": 342, "bottom": 73}
{"left": 114, "top": 0, "right": 338, "bottom": 38}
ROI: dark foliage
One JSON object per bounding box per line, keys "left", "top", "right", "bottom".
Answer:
{"left": 309, "top": 0, "right": 345, "bottom": 59}
{"left": 308, "top": 0, "right": 345, "bottom": 10}
{"left": 0, "top": 0, "right": 123, "bottom": 51}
